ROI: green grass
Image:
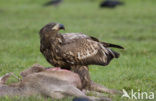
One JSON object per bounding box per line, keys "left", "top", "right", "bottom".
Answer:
{"left": 0, "top": 0, "right": 156, "bottom": 101}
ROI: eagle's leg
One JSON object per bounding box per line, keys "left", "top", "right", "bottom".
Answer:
{"left": 71, "top": 66, "right": 91, "bottom": 90}
{"left": 71, "top": 66, "right": 122, "bottom": 95}
{"left": 90, "top": 81, "right": 122, "bottom": 95}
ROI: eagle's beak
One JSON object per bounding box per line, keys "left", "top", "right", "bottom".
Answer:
{"left": 59, "top": 24, "right": 65, "bottom": 30}
{"left": 52, "top": 24, "right": 65, "bottom": 31}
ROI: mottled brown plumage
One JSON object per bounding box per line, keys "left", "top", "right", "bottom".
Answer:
{"left": 39, "top": 22, "right": 124, "bottom": 88}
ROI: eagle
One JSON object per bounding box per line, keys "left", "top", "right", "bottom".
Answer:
{"left": 39, "top": 22, "right": 124, "bottom": 88}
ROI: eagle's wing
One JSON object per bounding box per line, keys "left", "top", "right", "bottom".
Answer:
{"left": 61, "top": 37, "right": 119, "bottom": 66}
{"left": 62, "top": 33, "right": 90, "bottom": 43}
{"left": 62, "top": 33, "right": 124, "bottom": 49}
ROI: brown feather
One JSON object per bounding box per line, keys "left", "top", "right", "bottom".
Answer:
{"left": 39, "top": 23, "right": 123, "bottom": 88}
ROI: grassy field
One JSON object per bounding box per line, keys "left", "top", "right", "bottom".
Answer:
{"left": 0, "top": 0, "right": 156, "bottom": 101}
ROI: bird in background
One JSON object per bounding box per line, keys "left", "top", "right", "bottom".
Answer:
{"left": 73, "top": 97, "right": 91, "bottom": 101}
{"left": 100, "top": 0, "right": 124, "bottom": 8}
{"left": 44, "top": 0, "right": 63, "bottom": 6}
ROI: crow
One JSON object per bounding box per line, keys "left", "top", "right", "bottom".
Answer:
{"left": 44, "top": 0, "right": 63, "bottom": 6}
{"left": 100, "top": 0, "right": 124, "bottom": 8}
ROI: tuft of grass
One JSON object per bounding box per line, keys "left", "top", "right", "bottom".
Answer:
{"left": 0, "top": 0, "right": 156, "bottom": 101}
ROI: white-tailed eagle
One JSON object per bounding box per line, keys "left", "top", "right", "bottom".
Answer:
{"left": 39, "top": 22, "right": 124, "bottom": 88}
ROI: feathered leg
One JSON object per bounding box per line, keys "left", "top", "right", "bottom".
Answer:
{"left": 71, "top": 66, "right": 91, "bottom": 89}
{"left": 71, "top": 65, "right": 122, "bottom": 95}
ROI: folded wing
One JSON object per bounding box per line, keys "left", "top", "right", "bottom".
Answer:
{"left": 61, "top": 35, "right": 120, "bottom": 66}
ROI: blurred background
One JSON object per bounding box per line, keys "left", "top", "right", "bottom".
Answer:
{"left": 0, "top": 0, "right": 156, "bottom": 101}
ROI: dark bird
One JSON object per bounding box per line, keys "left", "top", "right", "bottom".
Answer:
{"left": 44, "top": 0, "right": 63, "bottom": 6}
{"left": 39, "top": 22, "right": 124, "bottom": 88}
{"left": 73, "top": 97, "right": 111, "bottom": 101}
{"left": 100, "top": 0, "right": 124, "bottom": 8}
{"left": 73, "top": 97, "right": 91, "bottom": 101}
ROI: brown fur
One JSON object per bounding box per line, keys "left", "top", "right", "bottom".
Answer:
{"left": 21, "top": 64, "right": 122, "bottom": 95}
{"left": 0, "top": 70, "right": 111, "bottom": 101}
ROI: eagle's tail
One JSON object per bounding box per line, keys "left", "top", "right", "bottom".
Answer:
{"left": 107, "top": 48, "right": 120, "bottom": 58}
{"left": 102, "top": 42, "right": 124, "bottom": 49}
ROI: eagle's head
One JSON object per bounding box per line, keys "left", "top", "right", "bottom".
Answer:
{"left": 39, "top": 22, "right": 65, "bottom": 38}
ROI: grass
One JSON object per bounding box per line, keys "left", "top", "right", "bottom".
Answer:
{"left": 0, "top": 0, "right": 156, "bottom": 101}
